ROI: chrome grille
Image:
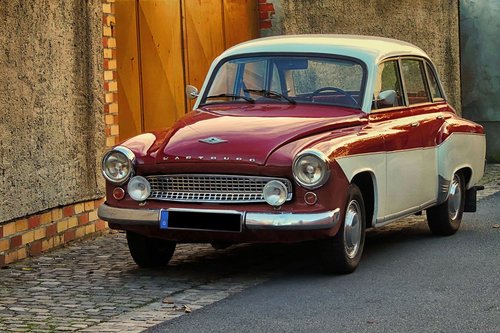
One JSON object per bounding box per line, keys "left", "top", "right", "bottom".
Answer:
{"left": 146, "top": 174, "right": 293, "bottom": 203}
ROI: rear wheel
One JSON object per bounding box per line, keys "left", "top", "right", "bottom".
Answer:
{"left": 427, "top": 172, "right": 465, "bottom": 236}
{"left": 320, "top": 184, "right": 366, "bottom": 274}
{"left": 126, "top": 231, "right": 176, "bottom": 268}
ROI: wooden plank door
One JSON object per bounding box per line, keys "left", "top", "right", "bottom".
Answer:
{"left": 116, "top": 0, "right": 259, "bottom": 140}
{"left": 223, "top": 0, "right": 259, "bottom": 48}
{"left": 183, "top": 0, "right": 259, "bottom": 110}
{"left": 182, "top": 0, "right": 225, "bottom": 110}
{"left": 138, "top": 0, "right": 186, "bottom": 133}
{"left": 115, "top": 0, "right": 142, "bottom": 141}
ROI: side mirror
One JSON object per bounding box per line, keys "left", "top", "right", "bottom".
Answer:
{"left": 186, "top": 85, "right": 199, "bottom": 100}
{"left": 377, "top": 90, "right": 397, "bottom": 107}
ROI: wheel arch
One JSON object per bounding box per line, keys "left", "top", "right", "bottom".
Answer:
{"left": 437, "top": 132, "right": 485, "bottom": 190}
{"left": 351, "top": 171, "right": 377, "bottom": 228}
{"left": 457, "top": 166, "right": 472, "bottom": 187}
{"left": 438, "top": 165, "right": 473, "bottom": 205}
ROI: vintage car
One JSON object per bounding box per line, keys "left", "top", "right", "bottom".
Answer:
{"left": 98, "top": 35, "right": 486, "bottom": 274}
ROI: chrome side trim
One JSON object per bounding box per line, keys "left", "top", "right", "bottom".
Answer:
{"left": 374, "top": 199, "right": 436, "bottom": 227}
{"left": 98, "top": 203, "right": 340, "bottom": 231}
{"left": 245, "top": 208, "right": 340, "bottom": 230}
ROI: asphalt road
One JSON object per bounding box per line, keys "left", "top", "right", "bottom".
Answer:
{"left": 147, "top": 192, "right": 500, "bottom": 333}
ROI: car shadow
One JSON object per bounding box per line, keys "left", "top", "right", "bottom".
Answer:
{"left": 131, "top": 217, "right": 439, "bottom": 279}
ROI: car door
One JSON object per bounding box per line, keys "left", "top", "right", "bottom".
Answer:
{"left": 400, "top": 58, "right": 446, "bottom": 208}
{"left": 369, "top": 59, "right": 427, "bottom": 223}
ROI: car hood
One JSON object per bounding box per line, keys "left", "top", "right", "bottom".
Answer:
{"left": 147, "top": 104, "right": 364, "bottom": 165}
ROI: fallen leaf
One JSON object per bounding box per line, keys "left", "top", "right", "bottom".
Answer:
{"left": 182, "top": 305, "right": 192, "bottom": 313}
{"left": 21, "top": 267, "right": 33, "bottom": 271}
{"left": 162, "top": 297, "right": 174, "bottom": 304}
{"left": 493, "top": 224, "right": 500, "bottom": 229}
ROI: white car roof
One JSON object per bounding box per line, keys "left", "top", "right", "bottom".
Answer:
{"left": 195, "top": 35, "right": 436, "bottom": 113}
{"left": 220, "top": 34, "right": 430, "bottom": 65}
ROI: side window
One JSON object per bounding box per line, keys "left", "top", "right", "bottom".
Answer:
{"left": 373, "top": 60, "right": 403, "bottom": 110}
{"left": 401, "top": 59, "right": 431, "bottom": 105}
{"left": 425, "top": 63, "right": 443, "bottom": 101}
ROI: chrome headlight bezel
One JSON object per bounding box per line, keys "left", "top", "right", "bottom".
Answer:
{"left": 101, "top": 146, "right": 136, "bottom": 185}
{"left": 263, "top": 180, "right": 289, "bottom": 207}
{"left": 292, "top": 149, "right": 330, "bottom": 190}
{"left": 127, "top": 176, "right": 151, "bottom": 201}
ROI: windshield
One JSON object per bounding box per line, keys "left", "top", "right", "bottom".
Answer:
{"left": 201, "top": 55, "right": 365, "bottom": 109}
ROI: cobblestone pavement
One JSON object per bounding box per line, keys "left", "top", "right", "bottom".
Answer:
{"left": 1, "top": 165, "right": 499, "bottom": 332}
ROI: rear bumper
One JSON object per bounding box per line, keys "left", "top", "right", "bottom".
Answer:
{"left": 98, "top": 203, "right": 340, "bottom": 231}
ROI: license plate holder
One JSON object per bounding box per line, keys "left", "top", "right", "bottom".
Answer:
{"left": 159, "top": 210, "right": 169, "bottom": 229}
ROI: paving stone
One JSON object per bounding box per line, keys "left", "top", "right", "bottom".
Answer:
{"left": 9, "top": 307, "right": 28, "bottom": 312}
{"left": 71, "top": 324, "right": 89, "bottom": 329}
{"left": 55, "top": 327, "right": 78, "bottom": 331}
{"left": 0, "top": 165, "right": 498, "bottom": 332}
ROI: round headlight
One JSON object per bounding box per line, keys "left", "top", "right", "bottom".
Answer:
{"left": 127, "top": 176, "right": 151, "bottom": 201}
{"left": 263, "top": 180, "right": 288, "bottom": 207}
{"left": 292, "top": 150, "right": 330, "bottom": 189}
{"left": 102, "top": 146, "right": 135, "bottom": 184}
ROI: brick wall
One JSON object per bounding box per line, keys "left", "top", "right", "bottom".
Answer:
{"left": 259, "top": 1, "right": 275, "bottom": 30}
{"left": 258, "top": 0, "right": 283, "bottom": 38}
{"left": 0, "top": 0, "right": 274, "bottom": 268}
{"left": 0, "top": 1, "right": 117, "bottom": 268}
{"left": 103, "top": 0, "right": 120, "bottom": 147}
{"left": 0, "top": 200, "right": 107, "bottom": 267}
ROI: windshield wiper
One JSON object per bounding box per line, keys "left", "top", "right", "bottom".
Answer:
{"left": 205, "top": 93, "right": 254, "bottom": 103}
{"left": 244, "top": 89, "right": 296, "bottom": 104}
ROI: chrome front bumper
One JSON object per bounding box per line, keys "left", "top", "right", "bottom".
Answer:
{"left": 98, "top": 203, "right": 340, "bottom": 231}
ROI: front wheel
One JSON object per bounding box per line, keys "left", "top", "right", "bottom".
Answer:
{"left": 319, "top": 184, "right": 366, "bottom": 274}
{"left": 126, "top": 231, "right": 176, "bottom": 268}
{"left": 427, "top": 172, "right": 465, "bottom": 236}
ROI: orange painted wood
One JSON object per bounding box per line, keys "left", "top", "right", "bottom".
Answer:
{"left": 139, "top": 0, "right": 186, "bottom": 133}
{"left": 116, "top": 0, "right": 260, "bottom": 137}
{"left": 115, "top": 0, "right": 143, "bottom": 140}
{"left": 223, "top": 0, "right": 260, "bottom": 48}
{"left": 183, "top": 0, "right": 226, "bottom": 110}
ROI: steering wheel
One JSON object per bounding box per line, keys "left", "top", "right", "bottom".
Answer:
{"left": 310, "top": 87, "right": 359, "bottom": 106}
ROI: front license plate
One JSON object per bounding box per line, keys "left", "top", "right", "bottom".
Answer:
{"left": 159, "top": 210, "right": 169, "bottom": 229}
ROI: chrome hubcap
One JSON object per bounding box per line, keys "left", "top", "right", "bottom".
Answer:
{"left": 448, "top": 174, "right": 462, "bottom": 220}
{"left": 344, "top": 200, "right": 362, "bottom": 259}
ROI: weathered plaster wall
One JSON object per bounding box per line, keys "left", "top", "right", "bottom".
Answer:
{"left": 0, "top": 0, "right": 105, "bottom": 223}
{"left": 269, "top": 0, "right": 461, "bottom": 113}
{"left": 460, "top": 0, "right": 500, "bottom": 162}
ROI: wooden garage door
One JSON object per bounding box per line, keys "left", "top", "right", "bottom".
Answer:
{"left": 116, "top": 0, "right": 259, "bottom": 140}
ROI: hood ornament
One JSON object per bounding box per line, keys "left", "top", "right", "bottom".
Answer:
{"left": 199, "top": 137, "right": 228, "bottom": 144}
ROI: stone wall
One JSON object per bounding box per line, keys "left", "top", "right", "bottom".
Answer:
{"left": 460, "top": 0, "right": 500, "bottom": 162}
{"left": 262, "top": 0, "right": 461, "bottom": 113}
{"left": 0, "top": 0, "right": 105, "bottom": 223}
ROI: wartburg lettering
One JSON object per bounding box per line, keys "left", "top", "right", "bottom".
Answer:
{"left": 98, "top": 35, "right": 486, "bottom": 274}
{"left": 162, "top": 156, "right": 257, "bottom": 163}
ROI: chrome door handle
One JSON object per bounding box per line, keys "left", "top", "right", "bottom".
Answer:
{"left": 411, "top": 122, "right": 420, "bottom": 127}
{"left": 436, "top": 115, "right": 444, "bottom": 120}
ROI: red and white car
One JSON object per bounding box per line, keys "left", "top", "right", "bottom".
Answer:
{"left": 98, "top": 35, "right": 486, "bottom": 273}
